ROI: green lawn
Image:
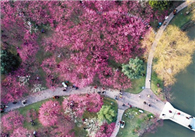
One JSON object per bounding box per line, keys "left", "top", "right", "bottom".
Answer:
{"left": 125, "top": 77, "right": 145, "bottom": 94}
{"left": 17, "top": 99, "right": 50, "bottom": 130}
{"left": 117, "top": 108, "right": 155, "bottom": 137}
{"left": 151, "top": 70, "right": 163, "bottom": 95}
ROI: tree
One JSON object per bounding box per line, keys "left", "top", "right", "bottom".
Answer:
{"left": 1, "top": 49, "right": 21, "bottom": 74}
{"left": 97, "top": 105, "right": 116, "bottom": 123}
{"left": 63, "top": 94, "right": 88, "bottom": 117}
{"left": 141, "top": 29, "right": 155, "bottom": 61}
{"left": 154, "top": 25, "right": 195, "bottom": 86}
{"left": 86, "top": 93, "right": 103, "bottom": 113}
{"left": 122, "top": 57, "right": 145, "bottom": 79}
{"left": 50, "top": 115, "right": 75, "bottom": 137}
{"left": 38, "top": 100, "right": 61, "bottom": 126}
{"left": 1, "top": 75, "right": 29, "bottom": 104}
{"left": 10, "top": 127, "right": 30, "bottom": 137}
{"left": 95, "top": 122, "right": 115, "bottom": 137}
{"left": 1, "top": 111, "right": 24, "bottom": 131}
{"left": 149, "top": 1, "right": 172, "bottom": 10}
{"left": 62, "top": 93, "right": 103, "bottom": 117}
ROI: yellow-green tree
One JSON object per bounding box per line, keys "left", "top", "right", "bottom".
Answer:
{"left": 154, "top": 25, "right": 195, "bottom": 86}
{"left": 141, "top": 30, "right": 155, "bottom": 60}
{"left": 97, "top": 105, "right": 116, "bottom": 123}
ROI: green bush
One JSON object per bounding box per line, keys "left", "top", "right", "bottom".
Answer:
{"left": 97, "top": 105, "right": 116, "bottom": 123}
{"left": 122, "top": 57, "right": 145, "bottom": 79}
{"left": 149, "top": 0, "right": 172, "bottom": 10}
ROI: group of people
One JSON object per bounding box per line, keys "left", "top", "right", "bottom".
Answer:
{"left": 62, "top": 81, "right": 79, "bottom": 91}
{"left": 143, "top": 101, "right": 151, "bottom": 107}
{"left": 1, "top": 104, "right": 8, "bottom": 113}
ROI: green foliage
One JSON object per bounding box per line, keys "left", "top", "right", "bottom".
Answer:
{"left": 1, "top": 49, "right": 21, "bottom": 74}
{"left": 149, "top": 0, "right": 172, "bottom": 10}
{"left": 122, "top": 57, "right": 144, "bottom": 79}
{"left": 97, "top": 105, "right": 116, "bottom": 123}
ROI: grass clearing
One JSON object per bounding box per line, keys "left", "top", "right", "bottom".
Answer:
{"left": 117, "top": 108, "right": 155, "bottom": 137}
{"left": 126, "top": 76, "right": 145, "bottom": 94}
{"left": 17, "top": 99, "right": 50, "bottom": 131}
{"left": 125, "top": 62, "right": 146, "bottom": 94}
{"left": 18, "top": 99, "right": 49, "bottom": 116}
{"left": 151, "top": 70, "right": 163, "bottom": 95}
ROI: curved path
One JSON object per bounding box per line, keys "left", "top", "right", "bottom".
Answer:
{"left": 145, "top": 1, "right": 194, "bottom": 88}
{"left": 3, "top": 1, "right": 195, "bottom": 137}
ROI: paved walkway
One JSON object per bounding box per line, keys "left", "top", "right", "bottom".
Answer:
{"left": 145, "top": 1, "right": 194, "bottom": 88}
{"left": 160, "top": 102, "right": 195, "bottom": 131}
{"left": 111, "top": 109, "right": 125, "bottom": 137}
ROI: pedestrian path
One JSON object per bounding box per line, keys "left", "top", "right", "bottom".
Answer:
{"left": 145, "top": 1, "right": 195, "bottom": 89}
{"left": 160, "top": 102, "right": 195, "bottom": 131}
{"left": 111, "top": 109, "right": 125, "bottom": 137}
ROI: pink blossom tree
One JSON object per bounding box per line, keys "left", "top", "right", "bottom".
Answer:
{"left": 38, "top": 100, "right": 61, "bottom": 126}
{"left": 62, "top": 94, "right": 88, "bottom": 117}
{"left": 10, "top": 127, "right": 30, "bottom": 137}
{"left": 1, "top": 111, "right": 24, "bottom": 132}
{"left": 95, "top": 122, "right": 116, "bottom": 137}
{"left": 50, "top": 115, "right": 75, "bottom": 137}
{"left": 62, "top": 93, "right": 103, "bottom": 117}
{"left": 86, "top": 93, "right": 103, "bottom": 113}
{"left": 1, "top": 75, "right": 28, "bottom": 104}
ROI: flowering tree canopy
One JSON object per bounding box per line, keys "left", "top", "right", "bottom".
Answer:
{"left": 96, "top": 122, "right": 115, "bottom": 137}
{"left": 1, "top": 111, "right": 24, "bottom": 131}
{"left": 63, "top": 93, "right": 103, "bottom": 117}
{"left": 39, "top": 100, "right": 61, "bottom": 126}
{"left": 86, "top": 93, "right": 103, "bottom": 113}
{"left": 10, "top": 127, "right": 30, "bottom": 137}
{"left": 1, "top": 75, "right": 28, "bottom": 104}
{"left": 50, "top": 115, "right": 75, "bottom": 137}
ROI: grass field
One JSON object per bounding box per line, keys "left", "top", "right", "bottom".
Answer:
{"left": 117, "top": 108, "right": 155, "bottom": 137}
